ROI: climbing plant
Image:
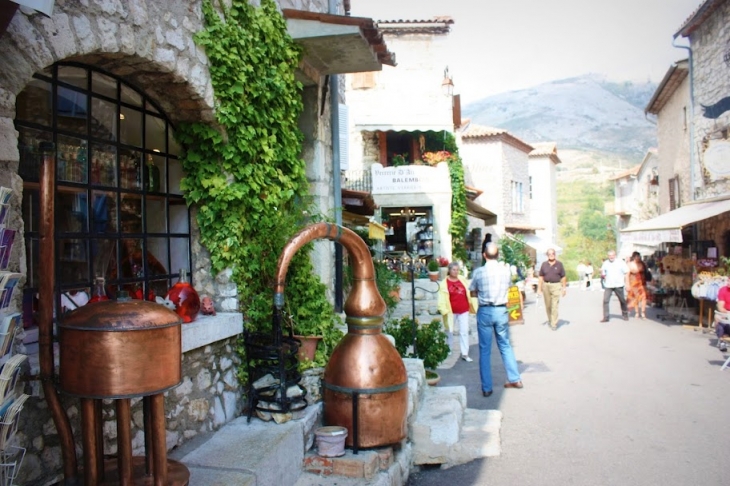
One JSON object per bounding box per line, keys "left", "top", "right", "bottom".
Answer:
{"left": 416, "top": 131, "right": 468, "bottom": 264}
{"left": 447, "top": 154, "right": 469, "bottom": 264}
{"left": 176, "top": 0, "right": 342, "bottom": 374}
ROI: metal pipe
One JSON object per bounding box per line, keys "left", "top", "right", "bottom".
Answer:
{"left": 95, "top": 400, "right": 104, "bottom": 481}
{"left": 329, "top": 0, "right": 344, "bottom": 313}
{"left": 116, "top": 399, "right": 133, "bottom": 486}
{"left": 80, "top": 398, "right": 98, "bottom": 486}
{"left": 150, "top": 393, "right": 168, "bottom": 486}
{"left": 38, "top": 142, "right": 78, "bottom": 483}
{"left": 273, "top": 222, "right": 385, "bottom": 318}
{"left": 671, "top": 38, "right": 696, "bottom": 200}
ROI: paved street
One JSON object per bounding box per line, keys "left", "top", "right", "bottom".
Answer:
{"left": 409, "top": 285, "right": 730, "bottom": 486}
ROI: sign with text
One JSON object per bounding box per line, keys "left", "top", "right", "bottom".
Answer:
{"left": 507, "top": 285, "right": 524, "bottom": 325}
{"left": 371, "top": 163, "right": 451, "bottom": 195}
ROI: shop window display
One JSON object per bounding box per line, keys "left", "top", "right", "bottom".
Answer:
{"left": 382, "top": 206, "right": 434, "bottom": 272}
{"left": 15, "top": 63, "right": 191, "bottom": 325}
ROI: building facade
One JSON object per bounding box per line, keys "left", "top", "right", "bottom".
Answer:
{"left": 344, "top": 18, "right": 458, "bottom": 265}
{"left": 0, "top": 1, "right": 390, "bottom": 483}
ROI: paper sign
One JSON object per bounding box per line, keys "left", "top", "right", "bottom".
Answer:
{"left": 507, "top": 285, "right": 524, "bottom": 325}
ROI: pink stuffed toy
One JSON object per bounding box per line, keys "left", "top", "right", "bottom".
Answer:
{"left": 201, "top": 296, "right": 216, "bottom": 316}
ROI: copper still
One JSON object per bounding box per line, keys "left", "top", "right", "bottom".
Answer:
{"left": 274, "top": 223, "right": 407, "bottom": 450}
{"left": 59, "top": 295, "right": 189, "bottom": 485}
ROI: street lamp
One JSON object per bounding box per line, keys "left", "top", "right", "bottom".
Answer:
{"left": 441, "top": 67, "right": 454, "bottom": 97}
{"left": 401, "top": 251, "right": 418, "bottom": 356}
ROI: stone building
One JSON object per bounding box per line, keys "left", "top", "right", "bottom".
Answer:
{"left": 344, "top": 17, "right": 460, "bottom": 265}
{"left": 0, "top": 1, "right": 391, "bottom": 484}
{"left": 621, "top": 0, "right": 730, "bottom": 257}
{"left": 458, "top": 124, "right": 549, "bottom": 265}
{"left": 527, "top": 142, "right": 561, "bottom": 248}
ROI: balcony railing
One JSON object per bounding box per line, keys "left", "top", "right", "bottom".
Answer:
{"left": 343, "top": 170, "right": 372, "bottom": 193}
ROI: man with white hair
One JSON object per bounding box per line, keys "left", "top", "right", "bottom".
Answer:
{"left": 600, "top": 250, "right": 629, "bottom": 322}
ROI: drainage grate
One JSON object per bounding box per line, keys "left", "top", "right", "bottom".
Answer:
{"left": 518, "top": 361, "right": 551, "bottom": 373}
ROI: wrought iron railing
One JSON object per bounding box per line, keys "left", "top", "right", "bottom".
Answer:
{"left": 343, "top": 170, "right": 372, "bottom": 193}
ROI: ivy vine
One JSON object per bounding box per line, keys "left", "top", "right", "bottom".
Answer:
{"left": 419, "top": 131, "right": 468, "bottom": 264}
{"left": 176, "top": 0, "right": 342, "bottom": 374}
{"left": 447, "top": 155, "right": 469, "bottom": 264}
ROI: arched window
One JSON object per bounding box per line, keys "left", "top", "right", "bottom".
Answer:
{"left": 15, "top": 63, "right": 191, "bottom": 313}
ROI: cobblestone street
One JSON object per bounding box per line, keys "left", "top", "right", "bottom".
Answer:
{"left": 409, "top": 284, "right": 730, "bottom": 486}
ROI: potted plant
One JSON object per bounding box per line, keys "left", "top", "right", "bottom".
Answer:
{"left": 391, "top": 153, "right": 408, "bottom": 166}
{"left": 427, "top": 259, "right": 440, "bottom": 281}
{"left": 384, "top": 317, "right": 450, "bottom": 385}
{"left": 437, "top": 256, "right": 450, "bottom": 280}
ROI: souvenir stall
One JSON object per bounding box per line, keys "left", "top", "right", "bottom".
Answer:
{"left": 651, "top": 251, "right": 697, "bottom": 323}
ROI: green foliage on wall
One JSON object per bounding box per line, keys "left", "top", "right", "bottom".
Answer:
{"left": 499, "top": 235, "right": 532, "bottom": 277}
{"left": 448, "top": 154, "right": 469, "bottom": 264}
{"left": 384, "top": 316, "right": 450, "bottom": 370}
{"left": 176, "top": 0, "right": 342, "bottom": 372}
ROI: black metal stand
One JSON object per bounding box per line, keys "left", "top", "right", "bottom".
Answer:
{"left": 244, "top": 308, "right": 307, "bottom": 422}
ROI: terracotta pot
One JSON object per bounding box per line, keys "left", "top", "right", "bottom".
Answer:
{"left": 388, "top": 287, "right": 401, "bottom": 302}
{"left": 428, "top": 272, "right": 440, "bottom": 282}
{"left": 425, "top": 370, "right": 440, "bottom": 386}
{"left": 294, "top": 335, "right": 323, "bottom": 362}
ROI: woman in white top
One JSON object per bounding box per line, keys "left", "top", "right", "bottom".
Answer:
{"left": 584, "top": 261, "right": 594, "bottom": 290}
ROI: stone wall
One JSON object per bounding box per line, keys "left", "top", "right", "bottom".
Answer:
{"left": 689, "top": 0, "right": 730, "bottom": 199}
{"left": 16, "top": 335, "right": 242, "bottom": 485}
{"left": 656, "top": 74, "right": 691, "bottom": 212}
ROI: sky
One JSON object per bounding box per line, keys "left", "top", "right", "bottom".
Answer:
{"left": 350, "top": 0, "right": 702, "bottom": 104}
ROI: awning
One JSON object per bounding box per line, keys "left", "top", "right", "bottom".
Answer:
{"left": 618, "top": 242, "right": 657, "bottom": 259}
{"left": 283, "top": 9, "right": 395, "bottom": 86}
{"left": 620, "top": 197, "right": 730, "bottom": 244}
{"left": 520, "top": 234, "right": 562, "bottom": 255}
{"left": 356, "top": 123, "right": 454, "bottom": 133}
{"left": 466, "top": 199, "right": 497, "bottom": 225}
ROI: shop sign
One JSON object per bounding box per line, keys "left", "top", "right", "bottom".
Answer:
{"left": 507, "top": 285, "right": 523, "bottom": 325}
{"left": 371, "top": 163, "right": 451, "bottom": 195}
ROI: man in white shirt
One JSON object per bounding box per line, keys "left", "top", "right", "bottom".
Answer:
{"left": 599, "top": 250, "right": 629, "bottom": 322}
{"left": 469, "top": 241, "right": 523, "bottom": 397}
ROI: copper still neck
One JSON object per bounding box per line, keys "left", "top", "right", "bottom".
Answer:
{"left": 273, "top": 222, "right": 385, "bottom": 320}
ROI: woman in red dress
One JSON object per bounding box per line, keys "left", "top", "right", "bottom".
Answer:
{"left": 627, "top": 252, "right": 647, "bottom": 319}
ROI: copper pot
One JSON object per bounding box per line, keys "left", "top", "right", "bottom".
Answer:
{"left": 59, "top": 298, "right": 182, "bottom": 398}
{"left": 275, "top": 223, "right": 408, "bottom": 448}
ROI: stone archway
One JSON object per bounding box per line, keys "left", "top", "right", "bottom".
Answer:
{"left": 0, "top": 1, "right": 214, "bottom": 167}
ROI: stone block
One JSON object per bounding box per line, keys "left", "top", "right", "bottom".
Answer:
{"left": 302, "top": 453, "right": 333, "bottom": 475}
{"left": 411, "top": 386, "right": 467, "bottom": 465}
{"left": 331, "top": 450, "right": 379, "bottom": 479}
{"left": 178, "top": 415, "right": 304, "bottom": 486}
{"left": 450, "top": 408, "right": 503, "bottom": 464}
{"left": 375, "top": 446, "right": 394, "bottom": 470}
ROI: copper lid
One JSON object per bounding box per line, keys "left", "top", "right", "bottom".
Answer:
{"left": 60, "top": 300, "right": 182, "bottom": 331}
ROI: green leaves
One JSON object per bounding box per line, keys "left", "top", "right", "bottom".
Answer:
{"left": 179, "top": 0, "right": 341, "bottom": 376}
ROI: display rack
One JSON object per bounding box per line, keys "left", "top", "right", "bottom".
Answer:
{"left": 0, "top": 187, "right": 27, "bottom": 485}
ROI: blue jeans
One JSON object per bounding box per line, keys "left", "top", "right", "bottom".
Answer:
{"left": 477, "top": 306, "right": 521, "bottom": 392}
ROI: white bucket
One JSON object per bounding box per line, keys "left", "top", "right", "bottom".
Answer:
{"left": 314, "top": 426, "right": 348, "bottom": 457}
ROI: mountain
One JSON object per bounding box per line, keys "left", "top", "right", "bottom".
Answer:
{"left": 462, "top": 74, "right": 658, "bottom": 162}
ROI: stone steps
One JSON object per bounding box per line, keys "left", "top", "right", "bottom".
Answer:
{"left": 171, "top": 354, "right": 502, "bottom": 485}
{"left": 170, "top": 403, "right": 322, "bottom": 485}
{"left": 411, "top": 385, "right": 503, "bottom": 469}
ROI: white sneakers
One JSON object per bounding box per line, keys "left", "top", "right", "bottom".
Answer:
{"left": 461, "top": 355, "right": 473, "bottom": 362}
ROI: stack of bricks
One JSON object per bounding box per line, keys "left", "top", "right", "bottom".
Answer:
{"left": 302, "top": 445, "right": 396, "bottom": 480}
